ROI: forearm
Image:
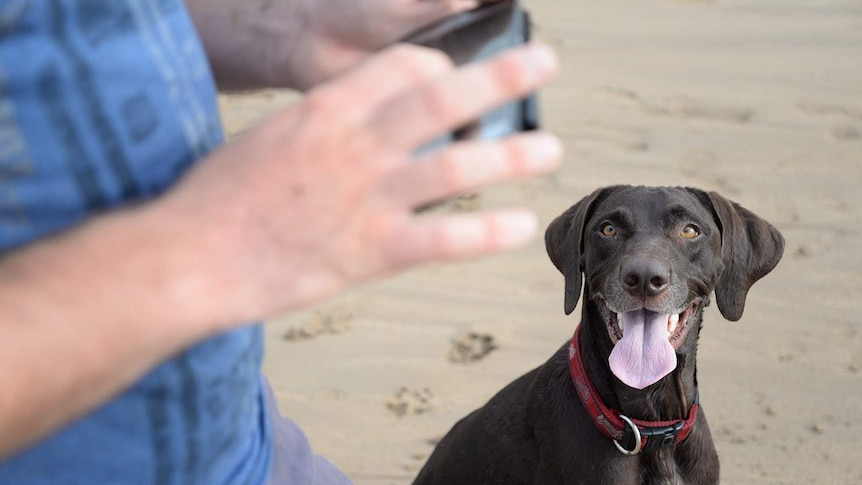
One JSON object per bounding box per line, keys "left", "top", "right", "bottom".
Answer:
{"left": 0, "top": 201, "right": 228, "bottom": 458}
{"left": 185, "top": 0, "right": 308, "bottom": 90}
{"left": 185, "top": 0, "right": 490, "bottom": 92}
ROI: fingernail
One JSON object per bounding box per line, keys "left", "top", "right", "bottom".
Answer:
{"left": 525, "top": 133, "right": 564, "bottom": 170}
{"left": 497, "top": 210, "right": 539, "bottom": 248}
{"left": 525, "top": 42, "right": 559, "bottom": 74}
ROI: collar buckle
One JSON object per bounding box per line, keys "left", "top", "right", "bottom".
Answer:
{"left": 615, "top": 417, "right": 685, "bottom": 455}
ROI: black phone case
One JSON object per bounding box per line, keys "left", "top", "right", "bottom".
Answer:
{"left": 401, "top": 0, "right": 539, "bottom": 140}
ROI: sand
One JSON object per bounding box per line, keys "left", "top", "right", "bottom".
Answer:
{"left": 219, "top": 1, "right": 862, "bottom": 483}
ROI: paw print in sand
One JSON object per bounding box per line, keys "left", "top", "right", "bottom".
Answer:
{"left": 283, "top": 306, "right": 353, "bottom": 341}
{"left": 385, "top": 387, "right": 433, "bottom": 417}
{"left": 448, "top": 332, "right": 497, "bottom": 364}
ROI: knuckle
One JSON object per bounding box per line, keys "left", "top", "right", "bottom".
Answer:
{"left": 437, "top": 149, "right": 465, "bottom": 188}
{"left": 420, "top": 83, "right": 459, "bottom": 121}
{"left": 390, "top": 45, "right": 455, "bottom": 82}
{"left": 491, "top": 54, "right": 532, "bottom": 94}
{"left": 382, "top": 44, "right": 421, "bottom": 68}
{"left": 503, "top": 138, "right": 529, "bottom": 172}
{"left": 302, "top": 87, "right": 342, "bottom": 116}
{"left": 413, "top": 48, "right": 455, "bottom": 74}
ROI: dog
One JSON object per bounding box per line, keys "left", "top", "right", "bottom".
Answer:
{"left": 413, "top": 185, "right": 784, "bottom": 485}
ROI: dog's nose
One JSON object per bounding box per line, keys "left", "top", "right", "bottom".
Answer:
{"left": 621, "top": 258, "right": 670, "bottom": 297}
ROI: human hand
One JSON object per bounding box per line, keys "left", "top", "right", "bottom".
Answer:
{"left": 159, "top": 42, "right": 561, "bottom": 325}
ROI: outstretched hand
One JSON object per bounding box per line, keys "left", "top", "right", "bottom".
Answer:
{"left": 160, "top": 42, "right": 561, "bottom": 326}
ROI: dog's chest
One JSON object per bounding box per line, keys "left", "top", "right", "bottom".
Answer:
{"left": 640, "top": 469, "right": 689, "bottom": 485}
{"left": 632, "top": 452, "right": 713, "bottom": 485}
{"left": 580, "top": 460, "right": 711, "bottom": 485}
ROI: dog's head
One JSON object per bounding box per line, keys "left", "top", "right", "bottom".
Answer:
{"left": 546, "top": 185, "right": 784, "bottom": 389}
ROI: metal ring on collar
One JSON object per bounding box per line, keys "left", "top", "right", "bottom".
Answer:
{"left": 613, "top": 414, "right": 642, "bottom": 456}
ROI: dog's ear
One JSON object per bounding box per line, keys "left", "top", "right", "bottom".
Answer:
{"left": 545, "top": 187, "right": 617, "bottom": 315}
{"left": 690, "top": 189, "right": 785, "bottom": 321}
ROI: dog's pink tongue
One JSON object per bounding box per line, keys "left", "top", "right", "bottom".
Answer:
{"left": 609, "top": 309, "right": 677, "bottom": 389}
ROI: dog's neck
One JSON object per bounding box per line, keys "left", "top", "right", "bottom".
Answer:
{"left": 578, "top": 296, "right": 701, "bottom": 422}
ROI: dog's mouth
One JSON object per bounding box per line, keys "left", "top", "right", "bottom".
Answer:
{"left": 596, "top": 298, "right": 701, "bottom": 389}
{"left": 603, "top": 299, "right": 700, "bottom": 351}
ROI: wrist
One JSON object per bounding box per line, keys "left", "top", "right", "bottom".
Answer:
{"left": 0, "top": 202, "right": 229, "bottom": 353}
{"left": 130, "top": 198, "right": 243, "bottom": 336}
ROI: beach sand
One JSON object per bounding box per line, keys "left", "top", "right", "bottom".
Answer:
{"left": 220, "top": 1, "right": 862, "bottom": 483}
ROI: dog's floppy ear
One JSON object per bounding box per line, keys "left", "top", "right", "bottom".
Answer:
{"left": 545, "top": 187, "right": 617, "bottom": 315}
{"left": 691, "top": 189, "right": 785, "bottom": 321}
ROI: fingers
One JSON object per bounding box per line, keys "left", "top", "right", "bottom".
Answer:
{"left": 386, "top": 209, "right": 540, "bottom": 266}
{"left": 378, "top": 132, "right": 563, "bottom": 209}
{"left": 306, "top": 44, "right": 454, "bottom": 119}
{"left": 369, "top": 42, "right": 559, "bottom": 150}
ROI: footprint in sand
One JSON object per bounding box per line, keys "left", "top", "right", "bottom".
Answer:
{"left": 655, "top": 95, "right": 755, "bottom": 123}
{"left": 385, "top": 387, "right": 434, "bottom": 417}
{"left": 282, "top": 306, "right": 354, "bottom": 341}
{"left": 830, "top": 123, "right": 860, "bottom": 142}
{"left": 448, "top": 332, "right": 498, "bottom": 364}
{"left": 796, "top": 101, "right": 862, "bottom": 121}
{"left": 591, "top": 86, "right": 755, "bottom": 124}
{"left": 589, "top": 86, "right": 643, "bottom": 106}
{"left": 796, "top": 101, "right": 862, "bottom": 141}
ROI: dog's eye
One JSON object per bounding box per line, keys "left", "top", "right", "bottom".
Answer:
{"left": 600, "top": 223, "right": 617, "bottom": 237}
{"left": 680, "top": 224, "right": 700, "bottom": 239}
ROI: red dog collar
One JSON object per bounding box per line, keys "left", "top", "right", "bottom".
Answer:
{"left": 568, "top": 326, "right": 699, "bottom": 455}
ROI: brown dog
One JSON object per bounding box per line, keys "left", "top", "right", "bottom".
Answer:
{"left": 413, "top": 185, "right": 784, "bottom": 484}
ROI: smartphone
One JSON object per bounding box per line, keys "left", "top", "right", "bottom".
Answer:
{"left": 401, "top": 0, "right": 539, "bottom": 151}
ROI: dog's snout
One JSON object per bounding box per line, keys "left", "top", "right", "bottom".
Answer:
{"left": 621, "top": 258, "right": 670, "bottom": 297}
